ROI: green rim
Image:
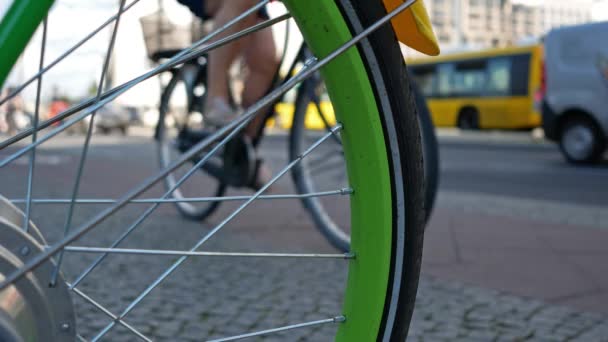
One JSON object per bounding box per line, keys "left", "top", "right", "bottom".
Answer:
{"left": 283, "top": 1, "right": 394, "bottom": 340}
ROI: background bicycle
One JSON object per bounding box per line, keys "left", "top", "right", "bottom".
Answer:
{"left": 154, "top": 33, "right": 440, "bottom": 252}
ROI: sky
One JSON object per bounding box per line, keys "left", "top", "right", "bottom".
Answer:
{"left": 2, "top": 0, "right": 608, "bottom": 105}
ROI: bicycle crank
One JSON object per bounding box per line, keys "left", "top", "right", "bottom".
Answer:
{"left": 0, "top": 195, "right": 76, "bottom": 342}
{"left": 177, "top": 129, "right": 257, "bottom": 188}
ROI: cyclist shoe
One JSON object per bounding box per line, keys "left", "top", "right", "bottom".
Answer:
{"left": 249, "top": 158, "right": 273, "bottom": 192}
{"left": 204, "top": 98, "right": 239, "bottom": 127}
{"left": 221, "top": 135, "right": 274, "bottom": 192}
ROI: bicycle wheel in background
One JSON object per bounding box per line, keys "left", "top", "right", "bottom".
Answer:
{"left": 289, "top": 76, "right": 351, "bottom": 252}
{"left": 413, "top": 80, "right": 440, "bottom": 222}
{"left": 157, "top": 63, "right": 227, "bottom": 221}
{"left": 290, "top": 74, "right": 439, "bottom": 252}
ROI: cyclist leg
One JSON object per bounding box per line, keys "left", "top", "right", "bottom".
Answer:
{"left": 204, "top": 0, "right": 260, "bottom": 124}
{"left": 242, "top": 21, "right": 279, "bottom": 137}
{"left": 240, "top": 23, "right": 279, "bottom": 189}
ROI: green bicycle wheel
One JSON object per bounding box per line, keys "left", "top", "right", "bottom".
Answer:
{"left": 0, "top": 0, "right": 425, "bottom": 340}
{"left": 285, "top": 0, "right": 426, "bottom": 339}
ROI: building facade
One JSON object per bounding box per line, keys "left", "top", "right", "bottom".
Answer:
{"left": 423, "top": 0, "right": 593, "bottom": 50}
{"left": 536, "top": 0, "right": 593, "bottom": 34}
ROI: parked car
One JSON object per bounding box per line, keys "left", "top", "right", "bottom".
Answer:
{"left": 542, "top": 21, "right": 608, "bottom": 164}
{"left": 95, "top": 104, "right": 131, "bottom": 135}
{"left": 65, "top": 103, "right": 130, "bottom": 135}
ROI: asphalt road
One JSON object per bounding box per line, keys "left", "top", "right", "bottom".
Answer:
{"left": 0, "top": 129, "right": 606, "bottom": 341}
{"left": 439, "top": 137, "right": 608, "bottom": 207}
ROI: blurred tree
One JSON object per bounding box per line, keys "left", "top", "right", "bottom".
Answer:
{"left": 87, "top": 80, "right": 98, "bottom": 96}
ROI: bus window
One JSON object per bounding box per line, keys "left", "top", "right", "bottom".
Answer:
{"left": 437, "top": 63, "right": 454, "bottom": 97}
{"left": 410, "top": 65, "right": 437, "bottom": 97}
{"left": 453, "top": 60, "right": 487, "bottom": 97}
{"left": 510, "top": 54, "right": 531, "bottom": 96}
{"left": 487, "top": 58, "right": 511, "bottom": 96}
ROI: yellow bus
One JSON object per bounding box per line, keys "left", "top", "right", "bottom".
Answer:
{"left": 271, "top": 101, "right": 335, "bottom": 130}
{"left": 408, "top": 45, "right": 543, "bottom": 130}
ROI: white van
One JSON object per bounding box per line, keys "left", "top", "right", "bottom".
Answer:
{"left": 542, "top": 21, "right": 608, "bottom": 164}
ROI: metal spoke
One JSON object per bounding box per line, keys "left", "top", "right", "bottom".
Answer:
{"left": 5, "top": 1, "right": 286, "bottom": 302}
{"left": 23, "top": 17, "right": 47, "bottom": 233}
{"left": 50, "top": 0, "right": 126, "bottom": 287}
{"left": 70, "top": 286, "right": 151, "bottom": 342}
{"left": 91, "top": 125, "right": 343, "bottom": 341}
{"left": 70, "top": 57, "right": 301, "bottom": 289}
{"left": 57, "top": 246, "right": 355, "bottom": 259}
{"left": 0, "top": 0, "right": 416, "bottom": 292}
{"left": 10, "top": 188, "right": 353, "bottom": 205}
{"left": 67, "top": 10, "right": 307, "bottom": 292}
{"left": 208, "top": 316, "right": 346, "bottom": 342}
{"left": 0, "top": 0, "right": 141, "bottom": 108}
{"left": 69, "top": 100, "right": 273, "bottom": 290}
{"left": 0, "top": 3, "right": 284, "bottom": 154}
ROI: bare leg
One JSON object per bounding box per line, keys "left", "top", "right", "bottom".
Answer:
{"left": 205, "top": 0, "right": 258, "bottom": 103}
{"left": 242, "top": 26, "right": 279, "bottom": 137}
{"left": 241, "top": 24, "right": 279, "bottom": 188}
{"left": 203, "top": 2, "right": 278, "bottom": 189}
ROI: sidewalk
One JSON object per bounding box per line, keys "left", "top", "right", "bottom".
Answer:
{"left": 424, "top": 196, "right": 608, "bottom": 315}
{"left": 410, "top": 277, "right": 608, "bottom": 341}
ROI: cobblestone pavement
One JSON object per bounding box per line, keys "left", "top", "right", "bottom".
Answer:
{"left": 38, "top": 203, "right": 349, "bottom": 341}
{"left": 409, "top": 278, "right": 608, "bottom": 342}
{"left": 58, "top": 206, "right": 608, "bottom": 341}
{"left": 0, "top": 135, "right": 607, "bottom": 341}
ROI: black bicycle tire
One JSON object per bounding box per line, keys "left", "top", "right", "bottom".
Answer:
{"left": 339, "top": 0, "right": 426, "bottom": 337}
{"left": 289, "top": 0, "right": 426, "bottom": 338}
{"left": 157, "top": 67, "right": 227, "bottom": 221}
{"left": 412, "top": 81, "right": 440, "bottom": 222}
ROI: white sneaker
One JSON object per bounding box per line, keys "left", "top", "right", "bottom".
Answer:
{"left": 204, "top": 98, "right": 238, "bottom": 127}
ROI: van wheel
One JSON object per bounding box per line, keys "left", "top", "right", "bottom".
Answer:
{"left": 457, "top": 109, "right": 479, "bottom": 130}
{"left": 560, "top": 118, "right": 605, "bottom": 164}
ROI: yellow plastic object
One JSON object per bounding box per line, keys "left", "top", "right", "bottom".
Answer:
{"left": 270, "top": 102, "right": 337, "bottom": 130}
{"left": 383, "top": 0, "right": 440, "bottom": 56}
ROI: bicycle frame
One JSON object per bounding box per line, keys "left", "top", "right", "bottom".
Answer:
{"left": 0, "top": 0, "right": 438, "bottom": 87}
{"left": 237, "top": 43, "right": 335, "bottom": 148}
{"left": 153, "top": 39, "right": 314, "bottom": 147}
{"left": 0, "top": 0, "right": 53, "bottom": 86}
{"left": 251, "top": 43, "right": 312, "bottom": 147}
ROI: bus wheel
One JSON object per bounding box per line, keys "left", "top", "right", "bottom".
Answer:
{"left": 457, "top": 109, "right": 479, "bottom": 130}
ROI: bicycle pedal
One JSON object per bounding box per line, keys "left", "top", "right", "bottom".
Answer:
{"left": 177, "top": 128, "right": 214, "bottom": 153}
{"left": 222, "top": 135, "right": 256, "bottom": 188}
